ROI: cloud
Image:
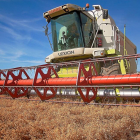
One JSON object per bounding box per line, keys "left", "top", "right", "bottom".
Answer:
{"left": 0, "top": 49, "right": 44, "bottom": 64}
{"left": 0, "top": 14, "right": 49, "bottom": 47}
{"left": 11, "top": 60, "right": 44, "bottom": 64}
{"left": 0, "top": 57, "right": 43, "bottom": 63}
{"left": 0, "top": 41, "right": 47, "bottom": 66}
{"left": 1, "top": 50, "right": 25, "bottom": 59}
{"left": 0, "top": 14, "right": 43, "bottom": 32}
{"left": 0, "top": 13, "right": 51, "bottom": 69}
{"left": 0, "top": 59, "right": 44, "bottom": 65}
{"left": 0, "top": 49, "right": 5, "bottom": 55}
{"left": 0, "top": 24, "right": 31, "bottom": 41}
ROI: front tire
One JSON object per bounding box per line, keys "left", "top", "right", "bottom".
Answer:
{"left": 100, "top": 63, "right": 121, "bottom": 75}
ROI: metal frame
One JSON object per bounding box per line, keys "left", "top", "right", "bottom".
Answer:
{"left": 0, "top": 54, "right": 140, "bottom": 103}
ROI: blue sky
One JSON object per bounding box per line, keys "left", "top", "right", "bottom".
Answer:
{"left": 0, "top": 0, "right": 140, "bottom": 70}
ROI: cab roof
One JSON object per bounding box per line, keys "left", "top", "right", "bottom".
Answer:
{"left": 43, "top": 4, "right": 94, "bottom": 22}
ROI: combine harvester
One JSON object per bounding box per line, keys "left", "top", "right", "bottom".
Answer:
{"left": 0, "top": 3, "right": 140, "bottom": 103}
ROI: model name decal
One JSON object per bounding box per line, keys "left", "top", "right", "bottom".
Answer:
{"left": 58, "top": 50, "right": 74, "bottom": 56}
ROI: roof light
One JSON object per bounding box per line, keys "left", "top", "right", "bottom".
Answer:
{"left": 86, "top": 3, "right": 89, "bottom": 9}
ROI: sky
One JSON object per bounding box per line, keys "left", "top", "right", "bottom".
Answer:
{"left": 0, "top": 0, "right": 140, "bottom": 70}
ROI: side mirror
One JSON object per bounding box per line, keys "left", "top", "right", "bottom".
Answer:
{"left": 47, "top": 17, "right": 51, "bottom": 23}
{"left": 103, "top": 9, "right": 108, "bottom": 19}
{"left": 45, "top": 26, "right": 48, "bottom": 36}
{"left": 43, "top": 24, "right": 49, "bottom": 36}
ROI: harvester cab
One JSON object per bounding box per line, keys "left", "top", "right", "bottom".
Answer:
{"left": 43, "top": 3, "right": 137, "bottom": 76}
{"left": 43, "top": 4, "right": 109, "bottom": 63}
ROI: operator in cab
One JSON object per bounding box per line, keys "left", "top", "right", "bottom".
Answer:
{"left": 66, "top": 23, "right": 79, "bottom": 48}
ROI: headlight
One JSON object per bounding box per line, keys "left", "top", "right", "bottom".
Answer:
{"left": 94, "top": 50, "right": 104, "bottom": 57}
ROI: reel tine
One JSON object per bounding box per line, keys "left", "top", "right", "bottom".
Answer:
{"left": 107, "top": 97, "right": 110, "bottom": 103}
{"left": 113, "top": 97, "right": 116, "bottom": 104}
{"left": 104, "top": 97, "right": 108, "bottom": 103}
{"left": 126, "top": 98, "right": 129, "bottom": 104}
{"left": 132, "top": 98, "right": 136, "bottom": 104}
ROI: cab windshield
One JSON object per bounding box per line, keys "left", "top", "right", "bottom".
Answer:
{"left": 51, "top": 12, "right": 84, "bottom": 52}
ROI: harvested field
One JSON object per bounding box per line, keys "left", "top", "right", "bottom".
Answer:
{"left": 0, "top": 97, "right": 140, "bottom": 140}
